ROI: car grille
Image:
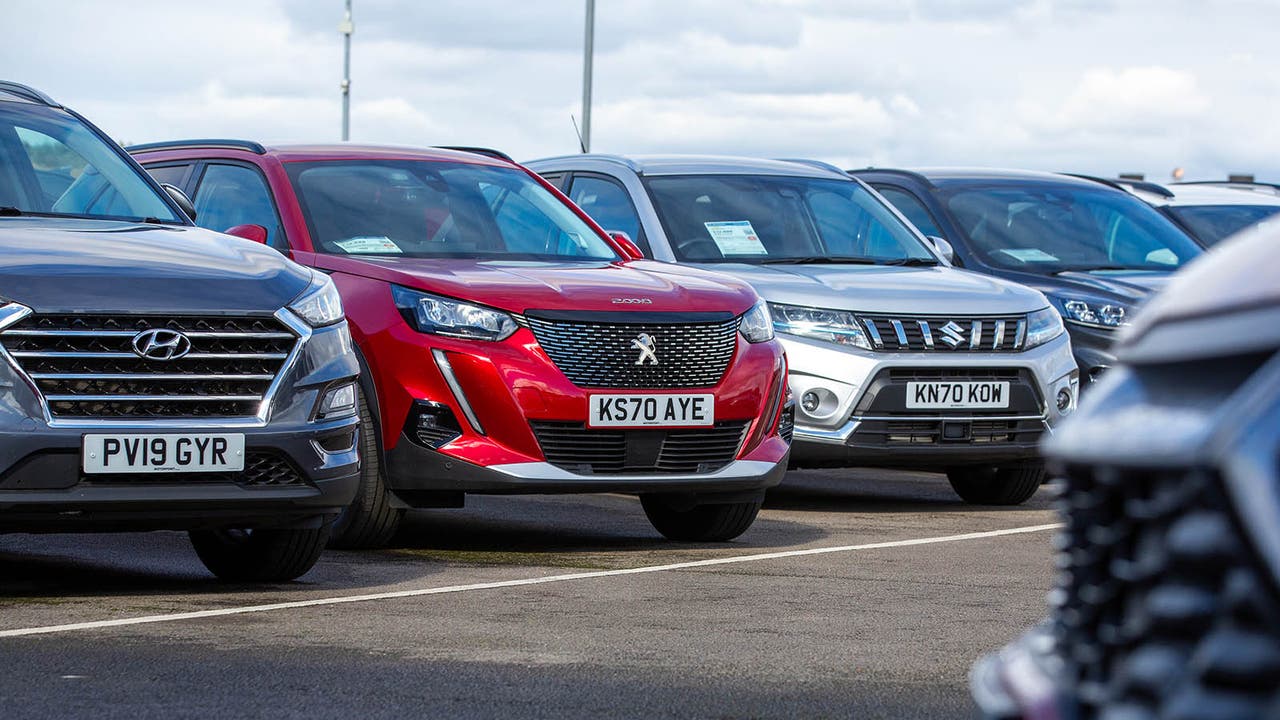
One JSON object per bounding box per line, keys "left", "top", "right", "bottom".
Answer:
{"left": 82, "top": 451, "right": 305, "bottom": 487}
{"left": 854, "top": 418, "right": 1044, "bottom": 445}
{"left": 857, "top": 314, "right": 1026, "bottom": 352}
{"left": 1051, "top": 464, "right": 1280, "bottom": 718}
{"left": 529, "top": 421, "right": 748, "bottom": 474}
{"left": 524, "top": 313, "right": 740, "bottom": 389}
{"left": 0, "top": 314, "right": 298, "bottom": 420}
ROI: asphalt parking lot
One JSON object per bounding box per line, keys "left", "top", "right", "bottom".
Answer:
{"left": 0, "top": 469, "right": 1058, "bottom": 719}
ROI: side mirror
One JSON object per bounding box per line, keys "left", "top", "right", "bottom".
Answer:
{"left": 608, "top": 231, "right": 645, "bottom": 261}
{"left": 224, "top": 224, "right": 269, "bottom": 245}
{"left": 925, "top": 235, "right": 955, "bottom": 265}
{"left": 161, "top": 183, "right": 196, "bottom": 221}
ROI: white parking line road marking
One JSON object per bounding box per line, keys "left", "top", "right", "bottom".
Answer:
{"left": 0, "top": 523, "right": 1061, "bottom": 639}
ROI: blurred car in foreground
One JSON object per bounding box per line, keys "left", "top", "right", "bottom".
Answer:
{"left": 1107, "top": 177, "right": 1280, "bottom": 247}
{"left": 848, "top": 168, "right": 1203, "bottom": 388}
{"left": 970, "top": 225, "right": 1280, "bottom": 718}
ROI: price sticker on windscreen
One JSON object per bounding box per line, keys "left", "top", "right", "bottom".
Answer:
{"left": 335, "top": 236, "right": 403, "bottom": 254}
{"left": 704, "top": 220, "right": 768, "bottom": 255}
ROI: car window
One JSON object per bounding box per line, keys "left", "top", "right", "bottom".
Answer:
{"left": 145, "top": 163, "right": 192, "bottom": 189}
{"left": 1166, "top": 205, "right": 1280, "bottom": 246}
{"left": 876, "top": 186, "right": 944, "bottom": 238}
{"left": 644, "top": 174, "right": 935, "bottom": 264}
{"left": 0, "top": 102, "right": 181, "bottom": 222}
{"left": 567, "top": 175, "right": 649, "bottom": 255}
{"left": 941, "top": 184, "right": 1201, "bottom": 272}
{"left": 192, "top": 163, "right": 285, "bottom": 249}
{"left": 286, "top": 160, "right": 618, "bottom": 261}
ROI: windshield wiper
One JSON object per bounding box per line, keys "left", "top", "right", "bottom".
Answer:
{"left": 1051, "top": 265, "right": 1131, "bottom": 274}
{"left": 0, "top": 206, "right": 23, "bottom": 216}
{"left": 878, "top": 257, "right": 939, "bottom": 267}
{"left": 759, "top": 256, "right": 880, "bottom": 265}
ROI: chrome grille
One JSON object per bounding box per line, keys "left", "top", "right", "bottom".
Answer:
{"left": 525, "top": 313, "right": 740, "bottom": 389}
{"left": 858, "top": 314, "right": 1026, "bottom": 352}
{"left": 0, "top": 314, "right": 298, "bottom": 420}
{"left": 530, "top": 421, "right": 748, "bottom": 474}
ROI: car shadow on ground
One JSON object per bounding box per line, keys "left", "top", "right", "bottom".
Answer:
{"left": 763, "top": 468, "right": 1058, "bottom": 514}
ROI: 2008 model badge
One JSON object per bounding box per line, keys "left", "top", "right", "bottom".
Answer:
{"left": 632, "top": 333, "right": 659, "bottom": 365}
{"left": 131, "top": 329, "right": 193, "bottom": 361}
{"left": 611, "top": 298, "right": 652, "bottom": 304}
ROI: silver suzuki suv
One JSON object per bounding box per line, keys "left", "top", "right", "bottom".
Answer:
{"left": 526, "top": 155, "right": 1078, "bottom": 505}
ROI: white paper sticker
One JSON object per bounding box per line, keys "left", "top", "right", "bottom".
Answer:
{"left": 335, "top": 236, "right": 403, "bottom": 254}
{"left": 704, "top": 220, "right": 768, "bottom": 255}
{"left": 998, "top": 247, "right": 1059, "bottom": 263}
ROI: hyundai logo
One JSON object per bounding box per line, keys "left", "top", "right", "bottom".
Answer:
{"left": 938, "top": 321, "right": 967, "bottom": 348}
{"left": 131, "top": 329, "right": 193, "bottom": 361}
{"left": 632, "top": 333, "right": 659, "bottom": 365}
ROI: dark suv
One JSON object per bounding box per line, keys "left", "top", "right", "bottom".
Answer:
{"left": 849, "top": 168, "right": 1203, "bottom": 387}
{"left": 970, "top": 226, "right": 1280, "bottom": 718}
{"left": 0, "top": 82, "right": 361, "bottom": 581}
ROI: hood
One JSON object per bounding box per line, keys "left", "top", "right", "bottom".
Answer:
{"left": 0, "top": 219, "right": 312, "bottom": 314}
{"left": 688, "top": 262, "right": 1047, "bottom": 315}
{"left": 1008, "top": 268, "right": 1170, "bottom": 307}
{"left": 312, "top": 255, "right": 759, "bottom": 315}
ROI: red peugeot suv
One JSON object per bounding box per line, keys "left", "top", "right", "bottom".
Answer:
{"left": 129, "top": 141, "right": 792, "bottom": 548}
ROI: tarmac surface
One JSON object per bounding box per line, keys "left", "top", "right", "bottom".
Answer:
{"left": 0, "top": 468, "right": 1059, "bottom": 719}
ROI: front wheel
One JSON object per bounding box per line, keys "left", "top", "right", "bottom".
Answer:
{"left": 946, "top": 463, "right": 1045, "bottom": 506}
{"left": 640, "top": 495, "right": 763, "bottom": 542}
{"left": 328, "top": 393, "right": 403, "bottom": 549}
{"left": 188, "top": 526, "right": 329, "bottom": 582}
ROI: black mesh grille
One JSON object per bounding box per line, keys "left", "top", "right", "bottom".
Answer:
{"left": 525, "top": 315, "right": 739, "bottom": 389}
{"left": 529, "top": 421, "right": 748, "bottom": 474}
{"left": 0, "top": 314, "right": 297, "bottom": 420}
{"left": 1052, "top": 465, "right": 1280, "bottom": 717}
{"left": 858, "top": 314, "right": 1026, "bottom": 352}
{"left": 778, "top": 404, "right": 794, "bottom": 444}
{"left": 82, "top": 451, "right": 305, "bottom": 487}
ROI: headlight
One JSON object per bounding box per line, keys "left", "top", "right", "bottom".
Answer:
{"left": 289, "top": 273, "right": 345, "bottom": 327}
{"left": 392, "top": 285, "right": 517, "bottom": 341}
{"left": 769, "top": 302, "right": 870, "bottom": 350}
{"left": 739, "top": 299, "right": 774, "bottom": 343}
{"left": 1055, "top": 296, "right": 1130, "bottom": 329}
{"left": 1024, "top": 306, "right": 1066, "bottom": 349}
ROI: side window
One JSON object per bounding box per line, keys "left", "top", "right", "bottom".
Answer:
{"left": 144, "top": 163, "right": 193, "bottom": 189}
{"left": 192, "top": 163, "right": 286, "bottom": 250}
{"left": 538, "top": 172, "right": 566, "bottom": 190}
{"left": 567, "top": 175, "right": 649, "bottom": 255}
{"left": 876, "top": 186, "right": 944, "bottom": 238}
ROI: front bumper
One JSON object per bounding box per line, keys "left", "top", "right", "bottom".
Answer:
{"left": 784, "top": 331, "right": 1077, "bottom": 470}
{"left": 1064, "top": 322, "right": 1119, "bottom": 388}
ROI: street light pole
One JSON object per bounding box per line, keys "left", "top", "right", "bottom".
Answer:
{"left": 340, "top": 0, "right": 354, "bottom": 141}
{"left": 581, "top": 0, "right": 594, "bottom": 152}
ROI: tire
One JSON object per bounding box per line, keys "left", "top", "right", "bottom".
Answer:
{"left": 946, "top": 463, "right": 1045, "bottom": 506}
{"left": 328, "top": 393, "right": 403, "bottom": 549}
{"left": 188, "top": 526, "right": 329, "bottom": 582}
{"left": 641, "top": 495, "right": 763, "bottom": 542}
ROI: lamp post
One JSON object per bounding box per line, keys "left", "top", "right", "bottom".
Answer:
{"left": 581, "top": 0, "right": 594, "bottom": 152}
{"left": 339, "top": 0, "right": 354, "bottom": 141}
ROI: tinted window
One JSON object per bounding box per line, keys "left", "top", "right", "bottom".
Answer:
{"left": 145, "top": 163, "right": 192, "bottom": 189}
{"left": 644, "top": 174, "right": 935, "bottom": 264}
{"left": 941, "top": 183, "right": 1201, "bottom": 272}
{"left": 568, "top": 175, "right": 648, "bottom": 255}
{"left": 193, "top": 164, "right": 285, "bottom": 249}
{"left": 1166, "top": 205, "right": 1280, "bottom": 246}
{"left": 876, "top": 186, "right": 943, "bottom": 237}
{"left": 286, "top": 160, "right": 618, "bottom": 261}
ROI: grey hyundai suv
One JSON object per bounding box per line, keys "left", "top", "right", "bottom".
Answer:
{"left": 0, "top": 82, "right": 361, "bottom": 581}
{"left": 527, "top": 155, "right": 1078, "bottom": 505}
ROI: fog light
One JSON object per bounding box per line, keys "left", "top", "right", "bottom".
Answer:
{"left": 1056, "top": 388, "right": 1073, "bottom": 414}
{"left": 318, "top": 383, "right": 357, "bottom": 419}
{"left": 407, "top": 401, "right": 463, "bottom": 449}
{"left": 801, "top": 391, "right": 820, "bottom": 413}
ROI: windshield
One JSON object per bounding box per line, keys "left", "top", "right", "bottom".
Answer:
{"left": 286, "top": 160, "right": 619, "bottom": 261}
{"left": 940, "top": 183, "right": 1201, "bottom": 272}
{"left": 1166, "top": 204, "right": 1280, "bottom": 247}
{"left": 643, "top": 174, "right": 938, "bottom": 264}
{"left": 0, "top": 100, "right": 182, "bottom": 223}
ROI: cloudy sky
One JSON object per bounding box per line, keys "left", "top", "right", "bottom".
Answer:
{"left": 3, "top": 0, "right": 1277, "bottom": 181}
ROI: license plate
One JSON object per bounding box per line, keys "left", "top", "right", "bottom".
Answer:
{"left": 83, "top": 433, "right": 246, "bottom": 474}
{"left": 905, "top": 381, "right": 1010, "bottom": 410}
{"left": 588, "top": 394, "right": 715, "bottom": 428}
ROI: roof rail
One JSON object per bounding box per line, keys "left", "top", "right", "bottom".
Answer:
{"left": 0, "top": 81, "right": 59, "bottom": 107}
{"left": 1061, "top": 173, "right": 1175, "bottom": 199}
{"left": 845, "top": 167, "right": 937, "bottom": 188}
{"left": 774, "top": 158, "right": 849, "bottom": 176}
{"left": 1175, "top": 180, "right": 1280, "bottom": 196}
{"left": 125, "top": 139, "right": 267, "bottom": 155}
{"left": 433, "top": 146, "right": 514, "bottom": 163}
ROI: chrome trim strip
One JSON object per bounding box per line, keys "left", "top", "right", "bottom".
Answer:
{"left": 3, "top": 330, "right": 293, "bottom": 339}
{"left": 970, "top": 320, "right": 982, "bottom": 350}
{"left": 992, "top": 320, "right": 1006, "bottom": 349}
{"left": 917, "top": 320, "right": 934, "bottom": 349}
{"left": 852, "top": 414, "right": 1046, "bottom": 422}
{"left": 862, "top": 319, "right": 883, "bottom": 349}
{"left": 0, "top": 303, "right": 34, "bottom": 331}
{"left": 10, "top": 351, "right": 289, "bottom": 360}
{"left": 792, "top": 419, "right": 860, "bottom": 444}
{"left": 1013, "top": 320, "right": 1027, "bottom": 349}
{"left": 889, "top": 319, "right": 908, "bottom": 347}
{"left": 486, "top": 458, "right": 779, "bottom": 481}
{"left": 45, "top": 394, "right": 261, "bottom": 402}
{"left": 432, "top": 348, "right": 485, "bottom": 435}
{"left": 30, "top": 373, "right": 275, "bottom": 381}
